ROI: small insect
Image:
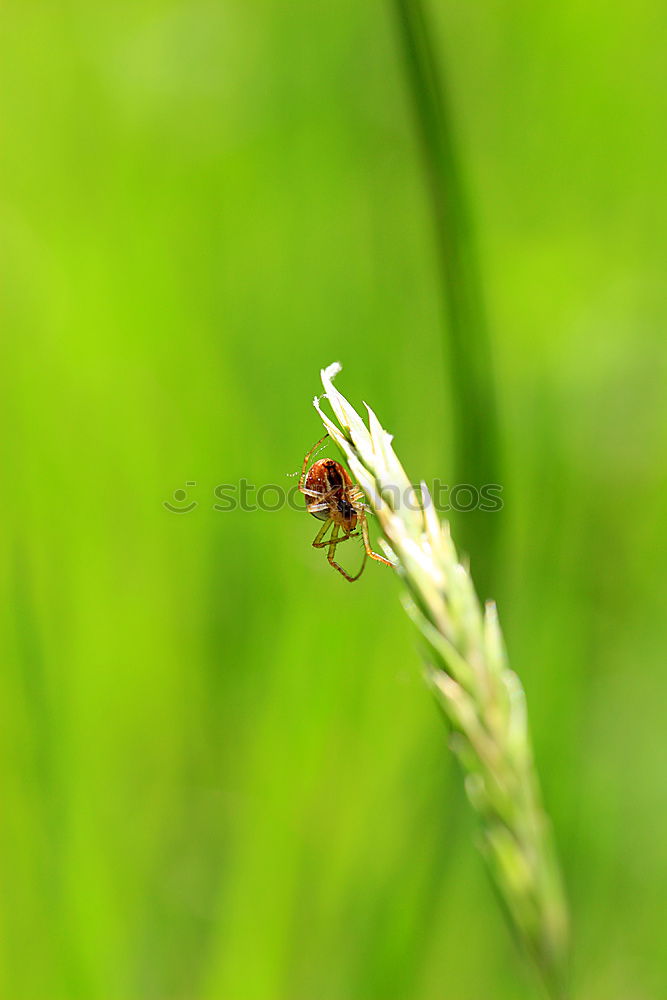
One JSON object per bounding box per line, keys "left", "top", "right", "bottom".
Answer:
{"left": 298, "top": 433, "right": 393, "bottom": 582}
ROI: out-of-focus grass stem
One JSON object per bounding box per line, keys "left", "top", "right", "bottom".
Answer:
{"left": 391, "top": 0, "right": 501, "bottom": 597}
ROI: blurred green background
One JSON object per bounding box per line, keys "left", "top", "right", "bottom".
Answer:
{"left": 2, "top": 1, "right": 666, "bottom": 998}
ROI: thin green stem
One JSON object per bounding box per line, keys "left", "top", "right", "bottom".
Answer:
{"left": 391, "top": 0, "right": 501, "bottom": 598}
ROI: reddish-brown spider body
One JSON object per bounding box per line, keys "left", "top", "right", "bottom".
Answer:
{"left": 297, "top": 432, "right": 393, "bottom": 582}
{"left": 304, "top": 459, "right": 358, "bottom": 532}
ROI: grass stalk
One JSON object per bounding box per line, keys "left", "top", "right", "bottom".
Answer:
{"left": 314, "top": 362, "right": 570, "bottom": 1000}
{"left": 391, "top": 0, "right": 501, "bottom": 596}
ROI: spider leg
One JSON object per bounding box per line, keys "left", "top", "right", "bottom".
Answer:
{"left": 326, "top": 524, "right": 367, "bottom": 582}
{"left": 306, "top": 475, "right": 357, "bottom": 513}
{"left": 298, "top": 433, "right": 329, "bottom": 495}
{"left": 311, "top": 518, "right": 333, "bottom": 548}
{"left": 313, "top": 522, "right": 357, "bottom": 549}
{"left": 359, "top": 510, "right": 393, "bottom": 567}
{"left": 303, "top": 482, "right": 344, "bottom": 506}
{"left": 304, "top": 480, "right": 345, "bottom": 503}
{"left": 304, "top": 482, "right": 352, "bottom": 520}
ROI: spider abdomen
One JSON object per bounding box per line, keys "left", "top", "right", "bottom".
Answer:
{"left": 304, "top": 459, "right": 358, "bottom": 530}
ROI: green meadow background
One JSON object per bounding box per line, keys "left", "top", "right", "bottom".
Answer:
{"left": 2, "top": 2, "right": 666, "bottom": 998}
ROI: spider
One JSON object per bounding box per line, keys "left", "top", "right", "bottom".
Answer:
{"left": 298, "top": 433, "right": 393, "bottom": 582}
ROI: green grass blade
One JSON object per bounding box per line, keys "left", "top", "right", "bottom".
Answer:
{"left": 391, "top": 0, "right": 502, "bottom": 596}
